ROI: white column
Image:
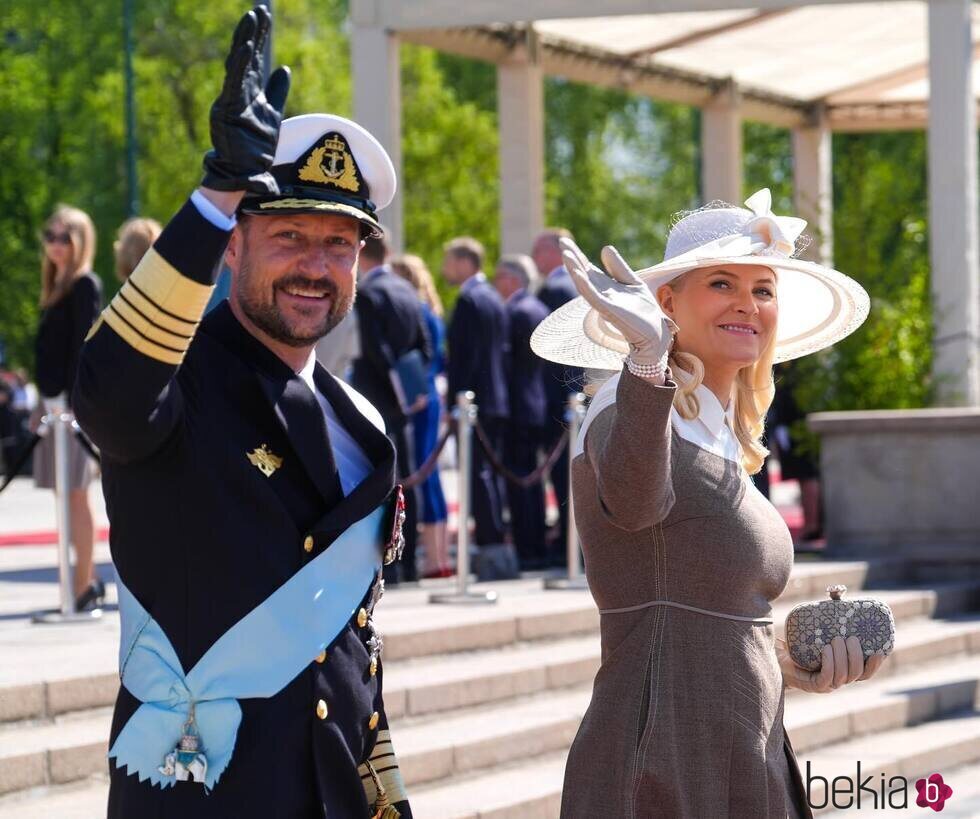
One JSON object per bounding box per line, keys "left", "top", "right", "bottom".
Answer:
{"left": 928, "top": 0, "right": 980, "bottom": 405}
{"left": 497, "top": 30, "right": 545, "bottom": 255}
{"left": 792, "top": 110, "right": 833, "bottom": 265}
{"left": 701, "top": 81, "right": 742, "bottom": 204}
{"left": 351, "top": 24, "right": 404, "bottom": 252}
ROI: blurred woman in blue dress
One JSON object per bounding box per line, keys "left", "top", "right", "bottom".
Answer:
{"left": 391, "top": 254, "right": 451, "bottom": 578}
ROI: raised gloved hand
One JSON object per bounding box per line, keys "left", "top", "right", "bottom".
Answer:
{"left": 560, "top": 238, "right": 678, "bottom": 376}
{"left": 202, "top": 5, "right": 291, "bottom": 194}
{"left": 777, "top": 635, "right": 887, "bottom": 693}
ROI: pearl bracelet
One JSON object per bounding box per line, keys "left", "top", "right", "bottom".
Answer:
{"left": 625, "top": 354, "right": 667, "bottom": 380}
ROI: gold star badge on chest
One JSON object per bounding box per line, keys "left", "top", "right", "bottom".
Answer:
{"left": 247, "top": 444, "right": 283, "bottom": 477}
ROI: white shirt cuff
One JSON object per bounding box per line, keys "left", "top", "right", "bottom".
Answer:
{"left": 191, "top": 189, "right": 237, "bottom": 232}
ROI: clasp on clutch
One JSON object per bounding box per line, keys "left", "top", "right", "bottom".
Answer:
{"left": 827, "top": 584, "right": 847, "bottom": 600}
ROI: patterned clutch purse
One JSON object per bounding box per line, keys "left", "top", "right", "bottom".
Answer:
{"left": 784, "top": 584, "right": 896, "bottom": 671}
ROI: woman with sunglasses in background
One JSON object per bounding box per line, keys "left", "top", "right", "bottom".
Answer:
{"left": 34, "top": 205, "right": 104, "bottom": 610}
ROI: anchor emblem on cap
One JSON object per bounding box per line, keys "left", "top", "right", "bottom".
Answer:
{"left": 297, "top": 132, "right": 360, "bottom": 193}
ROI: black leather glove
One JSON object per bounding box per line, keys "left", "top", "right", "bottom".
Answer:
{"left": 202, "top": 5, "right": 291, "bottom": 194}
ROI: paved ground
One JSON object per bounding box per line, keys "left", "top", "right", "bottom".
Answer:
{"left": 0, "top": 462, "right": 805, "bottom": 544}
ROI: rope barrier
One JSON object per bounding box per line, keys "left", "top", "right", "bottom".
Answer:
{"left": 471, "top": 418, "right": 569, "bottom": 489}
{"left": 401, "top": 424, "right": 454, "bottom": 490}
{"left": 0, "top": 433, "right": 42, "bottom": 494}
{"left": 0, "top": 416, "right": 100, "bottom": 496}
{"left": 71, "top": 422, "right": 101, "bottom": 466}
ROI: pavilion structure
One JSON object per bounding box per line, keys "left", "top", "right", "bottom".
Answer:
{"left": 350, "top": 0, "right": 980, "bottom": 405}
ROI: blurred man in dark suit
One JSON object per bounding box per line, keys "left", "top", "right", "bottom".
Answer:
{"left": 443, "top": 237, "right": 510, "bottom": 564}
{"left": 495, "top": 254, "right": 550, "bottom": 570}
{"left": 351, "top": 234, "right": 431, "bottom": 581}
{"left": 531, "top": 228, "right": 584, "bottom": 564}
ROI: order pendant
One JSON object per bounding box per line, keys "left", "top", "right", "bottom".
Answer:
{"left": 159, "top": 708, "right": 208, "bottom": 784}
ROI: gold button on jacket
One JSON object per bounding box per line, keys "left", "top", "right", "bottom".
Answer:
{"left": 316, "top": 699, "right": 328, "bottom": 720}
{"left": 368, "top": 711, "right": 379, "bottom": 730}
{"left": 357, "top": 608, "right": 368, "bottom": 628}
{"left": 303, "top": 535, "right": 314, "bottom": 553}
{"left": 314, "top": 650, "right": 327, "bottom": 664}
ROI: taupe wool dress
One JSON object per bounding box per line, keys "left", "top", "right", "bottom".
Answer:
{"left": 561, "top": 370, "right": 813, "bottom": 819}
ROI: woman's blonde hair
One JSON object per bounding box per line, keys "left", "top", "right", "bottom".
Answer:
{"left": 585, "top": 271, "right": 778, "bottom": 475}
{"left": 390, "top": 253, "right": 444, "bottom": 317}
{"left": 114, "top": 217, "right": 162, "bottom": 281}
{"left": 665, "top": 274, "right": 777, "bottom": 475}
{"left": 40, "top": 205, "right": 96, "bottom": 307}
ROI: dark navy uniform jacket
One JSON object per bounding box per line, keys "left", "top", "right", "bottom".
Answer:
{"left": 73, "top": 201, "right": 412, "bottom": 818}
{"left": 446, "top": 275, "right": 509, "bottom": 419}
{"left": 537, "top": 268, "right": 584, "bottom": 424}
{"left": 504, "top": 289, "right": 550, "bottom": 429}
{"left": 350, "top": 265, "right": 431, "bottom": 428}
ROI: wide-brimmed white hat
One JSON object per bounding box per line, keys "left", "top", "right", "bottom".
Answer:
{"left": 531, "top": 189, "right": 870, "bottom": 368}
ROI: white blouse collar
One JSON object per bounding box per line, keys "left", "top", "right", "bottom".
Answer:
{"left": 573, "top": 369, "right": 738, "bottom": 462}
{"left": 671, "top": 369, "right": 740, "bottom": 463}
{"left": 677, "top": 372, "right": 735, "bottom": 440}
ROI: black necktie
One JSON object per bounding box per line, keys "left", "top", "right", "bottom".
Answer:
{"left": 278, "top": 376, "right": 344, "bottom": 510}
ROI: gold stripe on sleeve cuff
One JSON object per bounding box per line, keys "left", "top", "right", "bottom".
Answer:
{"left": 359, "top": 731, "right": 409, "bottom": 806}
{"left": 102, "top": 305, "right": 185, "bottom": 365}
{"left": 128, "top": 247, "right": 214, "bottom": 324}
{"left": 109, "top": 294, "right": 193, "bottom": 352}
{"left": 119, "top": 280, "right": 199, "bottom": 337}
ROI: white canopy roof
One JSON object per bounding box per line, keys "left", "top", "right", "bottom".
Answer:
{"left": 399, "top": 2, "right": 980, "bottom": 130}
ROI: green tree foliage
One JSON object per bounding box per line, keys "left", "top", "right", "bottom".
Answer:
{"left": 0, "top": 4, "right": 936, "bottom": 418}
{"left": 742, "top": 123, "right": 932, "bottom": 444}
{"left": 401, "top": 48, "right": 499, "bottom": 313}
{"left": 0, "top": 0, "right": 349, "bottom": 370}
{"left": 544, "top": 85, "right": 699, "bottom": 269}
{"left": 432, "top": 55, "right": 702, "bottom": 270}
{"left": 743, "top": 121, "right": 793, "bottom": 212}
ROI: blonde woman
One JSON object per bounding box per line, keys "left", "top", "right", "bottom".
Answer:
{"left": 34, "top": 204, "right": 103, "bottom": 609}
{"left": 531, "top": 190, "right": 885, "bottom": 818}
{"left": 113, "top": 217, "right": 161, "bottom": 281}
{"left": 390, "top": 254, "right": 451, "bottom": 577}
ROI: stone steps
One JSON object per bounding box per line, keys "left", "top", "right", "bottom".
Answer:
{"left": 4, "top": 557, "right": 980, "bottom": 816}
{"left": 407, "top": 705, "right": 980, "bottom": 818}
{"left": 4, "top": 611, "right": 980, "bottom": 800}
{"left": 0, "top": 560, "right": 929, "bottom": 725}
{"left": 804, "top": 709, "right": 980, "bottom": 814}
{"left": 0, "top": 775, "right": 110, "bottom": 819}
{"left": 825, "top": 758, "right": 980, "bottom": 816}
{"left": 7, "top": 743, "right": 980, "bottom": 819}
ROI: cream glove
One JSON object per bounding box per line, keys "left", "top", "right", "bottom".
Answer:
{"left": 777, "top": 635, "right": 887, "bottom": 693}
{"left": 560, "top": 238, "right": 678, "bottom": 375}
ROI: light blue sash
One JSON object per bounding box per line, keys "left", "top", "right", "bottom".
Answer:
{"left": 108, "top": 506, "right": 384, "bottom": 791}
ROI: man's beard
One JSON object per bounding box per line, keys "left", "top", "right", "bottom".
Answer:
{"left": 236, "top": 262, "right": 354, "bottom": 348}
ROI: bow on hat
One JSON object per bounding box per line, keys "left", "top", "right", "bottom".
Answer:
{"left": 742, "top": 188, "right": 807, "bottom": 258}
{"left": 664, "top": 188, "right": 808, "bottom": 268}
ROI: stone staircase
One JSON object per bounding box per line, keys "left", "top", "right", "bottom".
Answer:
{"left": 3, "top": 557, "right": 980, "bottom": 817}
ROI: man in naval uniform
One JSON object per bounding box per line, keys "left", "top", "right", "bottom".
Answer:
{"left": 73, "top": 7, "right": 411, "bottom": 817}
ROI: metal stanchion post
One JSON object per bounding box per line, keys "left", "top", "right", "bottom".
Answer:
{"left": 430, "top": 391, "right": 497, "bottom": 605}
{"left": 33, "top": 396, "right": 102, "bottom": 624}
{"left": 545, "top": 392, "right": 589, "bottom": 591}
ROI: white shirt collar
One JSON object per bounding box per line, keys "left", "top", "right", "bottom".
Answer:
{"left": 692, "top": 382, "right": 735, "bottom": 439}
{"left": 461, "top": 271, "right": 487, "bottom": 293}
{"left": 297, "top": 350, "right": 317, "bottom": 390}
